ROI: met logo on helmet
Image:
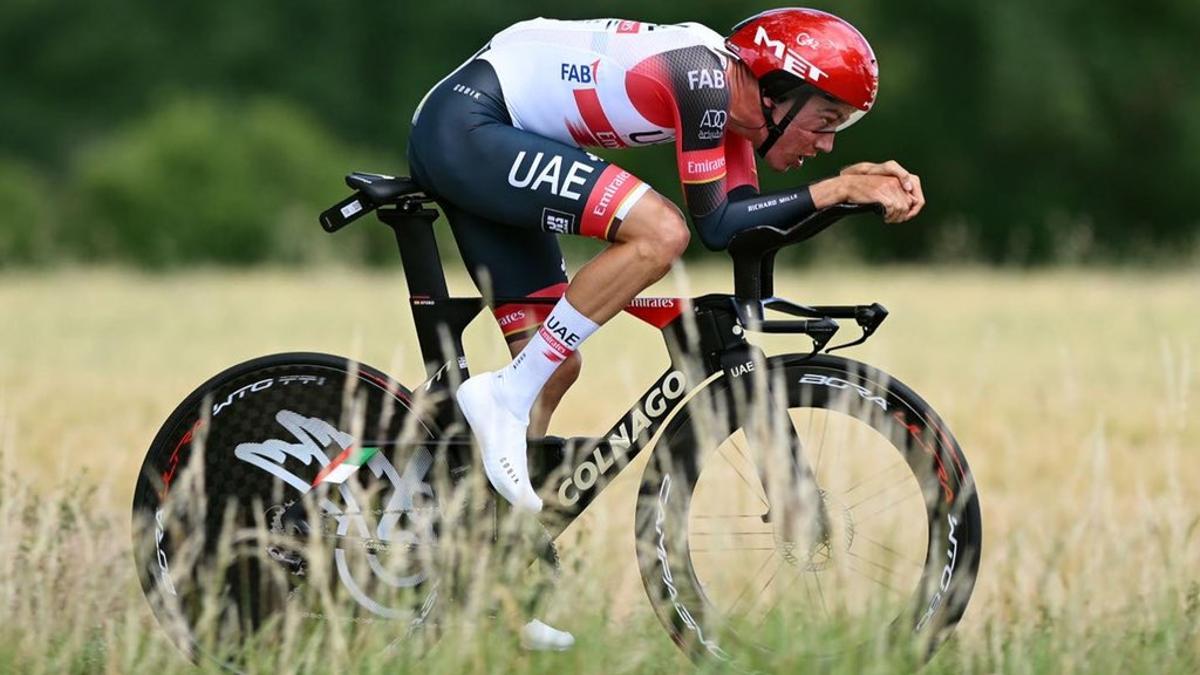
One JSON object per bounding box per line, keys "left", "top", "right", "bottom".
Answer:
{"left": 753, "top": 26, "right": 828, "bottom": 84}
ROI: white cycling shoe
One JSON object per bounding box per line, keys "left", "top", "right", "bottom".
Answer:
{"left": 455, "top": 372, "right": 543, "bottom": 513}
{"left": 520, "top": 619, "right": 575, "bottom": 651}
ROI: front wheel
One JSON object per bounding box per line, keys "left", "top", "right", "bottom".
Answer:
{"left": 635, "top": 354, "right": 981, "bottom": 670}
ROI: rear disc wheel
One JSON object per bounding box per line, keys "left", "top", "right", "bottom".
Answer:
{"left": 131, "top": 353, "right": 441, "bottom": 665}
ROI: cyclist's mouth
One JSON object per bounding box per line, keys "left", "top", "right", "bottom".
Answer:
{"left": 793, "top": 153, "right": 815, "bottom": 169}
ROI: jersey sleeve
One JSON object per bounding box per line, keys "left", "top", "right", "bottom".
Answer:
{"left": 642, "top": 46, "right": 822, "bottom": 251}
{"left": 724, "top": 132, "right": 759, "bottom": 193}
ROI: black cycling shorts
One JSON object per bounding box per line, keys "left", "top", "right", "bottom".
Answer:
{"left": 407, "top": 59, "right": 650, "bottom": 341}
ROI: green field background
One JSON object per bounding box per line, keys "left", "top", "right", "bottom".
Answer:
{"left": 2, "top": 1, "right": 1199, "bottom": 267}
{"left": 2, "top": 1, "right": 1199, "bottom": 671}
{"left": 1, "top": 267, "right": 1197, "bottom": 672}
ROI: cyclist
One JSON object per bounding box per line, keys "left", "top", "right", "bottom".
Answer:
{"left": 407, "top": 9, "right": 923, "bottom": 649}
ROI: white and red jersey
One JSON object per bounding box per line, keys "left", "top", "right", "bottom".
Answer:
{"left": 480, "top": 19, "right": 717, "bottom": 150}
{"left": 414, "top": 18, "right": 821, "bottom": 252}
{"left": 476, "top": 18, "right": 759, "bottom": 217}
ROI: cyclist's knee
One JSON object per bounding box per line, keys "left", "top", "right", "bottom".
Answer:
{"left": 619, "top": 193, "right": 690, "bottom": 270}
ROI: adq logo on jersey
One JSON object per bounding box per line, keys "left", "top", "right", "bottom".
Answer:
{"left": 754, "top": 26, "right": 828, "bottom": 84}
{"left": 698, "top": 109, "right": 727, "bottom": 141}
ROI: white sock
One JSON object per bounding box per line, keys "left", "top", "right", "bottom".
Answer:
{"left": 493, "top": 296, "right": 598, "bottom": 420}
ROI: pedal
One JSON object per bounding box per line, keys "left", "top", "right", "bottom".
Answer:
{"left": 266, "top": 545, "right": 308, "bottom": 576}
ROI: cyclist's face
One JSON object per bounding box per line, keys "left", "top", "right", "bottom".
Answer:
{"left": 763, "top": 96, "right": 858, "bottom": 172}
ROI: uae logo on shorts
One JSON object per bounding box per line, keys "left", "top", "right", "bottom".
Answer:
{"left": 542, "top": 208, "right": 576, "bottom": 234}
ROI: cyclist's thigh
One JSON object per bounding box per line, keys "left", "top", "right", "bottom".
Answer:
{"left": 439, "top": 201, "right": 567, "bottom": 342}
{"left": 409, "top": 60, "right": 651, "bottom": 243}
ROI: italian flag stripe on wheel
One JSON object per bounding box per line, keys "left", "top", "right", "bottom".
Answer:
{"left": 312, "top": 446, "right": 380, "bottom": 486}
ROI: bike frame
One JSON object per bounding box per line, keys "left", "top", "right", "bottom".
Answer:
{"left": 363, "top": 193, "right": 888, "bottom": 538}
{"left": 140, "top": 175, "right": 982, "bottom": 670}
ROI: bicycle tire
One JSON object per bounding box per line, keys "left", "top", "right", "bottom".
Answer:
{"left": 635, "top": 353, "right": 981, "bottom": 670}
{"left": 131, "top": 352, "right": 439, "bottom": 665}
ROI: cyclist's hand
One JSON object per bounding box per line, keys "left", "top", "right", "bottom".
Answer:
{"left": 839, "top": 161, "right": 925, "bottom": 222}
{"left": 834, "top": 173, "right": 919, "bottom": 224}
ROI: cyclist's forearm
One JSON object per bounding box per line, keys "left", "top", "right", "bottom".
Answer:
{"left": 691, "top": 184, "right": 816, "bottom": 251}
{"left": 808, "top": 176, "right": 848, "bottom": 209}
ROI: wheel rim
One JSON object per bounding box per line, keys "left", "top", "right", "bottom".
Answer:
{"left": 687, "top": 407, "right": 931, "bottom": 656}
{"left": 133, "top": 357, "right": 440, "bottom": 661}
{"left": 637, "top": 358, "right": 980, "bottom": 668}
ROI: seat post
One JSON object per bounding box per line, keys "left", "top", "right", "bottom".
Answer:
{"left": 378, "top": 200, "right": 449, "bottom": 300}
{"left": 729, "top": 245, "right": 778, "bottom": 301}
{"left": 377, "top": 200, "right": 484, "bottom": 387}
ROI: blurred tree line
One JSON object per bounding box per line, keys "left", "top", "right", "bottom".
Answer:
{"left": 2, "top": 0, "right": 1198, "bottom": 268}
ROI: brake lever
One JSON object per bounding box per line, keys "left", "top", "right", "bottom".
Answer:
{"left": 825, "top": 303, "right": 888, "bottom": 353}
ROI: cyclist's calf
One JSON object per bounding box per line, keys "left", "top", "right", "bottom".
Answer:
{"left": 529, "top": 351, "right": 581, "bottom": 436}
{"left": 504, "top": 331, "right": 581, "bottom": 437}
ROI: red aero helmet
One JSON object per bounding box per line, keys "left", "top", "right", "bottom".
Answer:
{"left": 727, "top": 8, "right": 879, "bottom": 130}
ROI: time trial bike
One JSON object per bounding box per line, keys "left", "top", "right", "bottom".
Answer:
{"left": 132, "top": 171, "right": 982, "bottom": 671}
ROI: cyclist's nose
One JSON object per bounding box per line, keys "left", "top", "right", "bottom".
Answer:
{"left": 815, "top": 133, "right": 835, "bottom": 154}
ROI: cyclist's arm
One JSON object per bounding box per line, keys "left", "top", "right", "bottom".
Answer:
{"left": 684, "top": 133, "right": 822, "bottom": 250}
{"left": 662, "top": 67, "right": 821, "bottom": 251}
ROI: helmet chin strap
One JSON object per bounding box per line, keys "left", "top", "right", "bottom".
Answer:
{"left": 755, "top": 88, "right": 810, "bottom": 159}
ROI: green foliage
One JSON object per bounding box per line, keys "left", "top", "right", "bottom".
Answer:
{"left": 0, "top": 159, "right": 56, "bottom": 266}
{"left": 2, "top": 0, "right": 1199, "bottom": 266}
{"left": 67, "top": 97, "right": 395, "bottom": 267}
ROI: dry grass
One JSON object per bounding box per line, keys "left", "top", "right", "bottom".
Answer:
{"left": 1, "top": 264, "right": 1197, "bottom": 672}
